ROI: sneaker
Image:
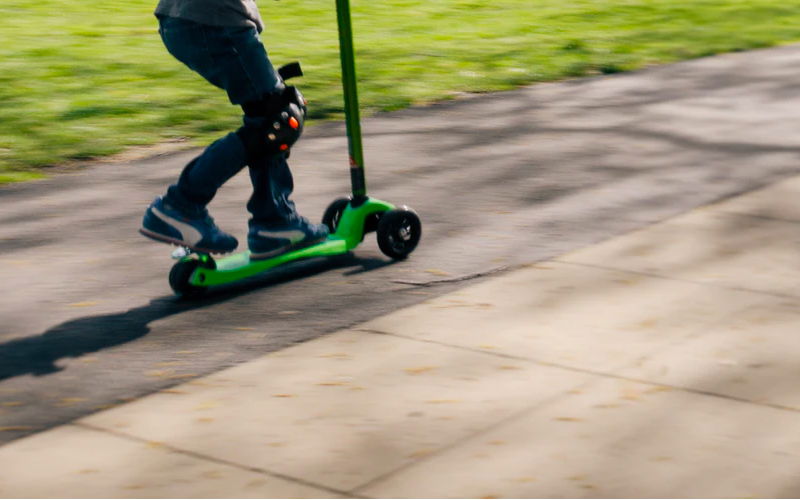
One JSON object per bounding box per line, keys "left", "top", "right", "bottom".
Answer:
{"left": 248, "top": 215, "right": 329, "bottom": 260}
{"left": 140, "top": 196, "right": 238, "bottom": 254}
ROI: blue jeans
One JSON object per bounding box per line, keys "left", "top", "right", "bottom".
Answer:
{"left": 158, "top": 16, "right": 297, "bottom": 224}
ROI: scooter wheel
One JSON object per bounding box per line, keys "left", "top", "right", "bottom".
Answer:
{"left": 169, "top": 259, "right": 207, "bottom": 298}
{"left": 376, "top": 208, "right": 421, "bottom": 260}
{"left": 322, "top": 197, "right": 351, "bottom": 232}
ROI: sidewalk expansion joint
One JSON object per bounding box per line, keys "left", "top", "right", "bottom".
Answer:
{"left": 351, "top": 376, "right": 595, "bottom": 495}
{"left": 390, "top": 265, "right": 511, "bottom": 287}
{"left": 553, "top": 259, "right": 800, "bottom": 300}
{"left": 72, "top": 421, "right": 365, "bottom": 499}
{"left": 357, "top": 328, "right": 800, "bottom": 415}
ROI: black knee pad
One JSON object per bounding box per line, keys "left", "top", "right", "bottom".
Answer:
{"left": 237, "top": 85, "right": 307, "bottom": 162}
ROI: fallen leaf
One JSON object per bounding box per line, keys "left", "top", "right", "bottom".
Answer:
{"left": 55, "top": 398, "right": 87, "bottom": 407}
{"left": 92, "top": 404, "right": 118, "bottom": 411}
{"left": 193, "top": 401, "right": 220, "bottom": 410}
{"left": 408, "top": 448, "right": 435, "bottom": 459}
{"left": 404, "top": 366, "right": 437, "bottom": 375}
{"left": 425, "top": 268, "right": 451, "bottom": 276}
{"left": 318, "top": 353, "right": 350, "bottom": 359}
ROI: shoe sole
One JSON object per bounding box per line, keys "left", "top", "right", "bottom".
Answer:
{"left": 249, "top": 235, "right": 328, "bottom": 261}
{"left": 139, "top": 228, "right": 235, "bottom": 255}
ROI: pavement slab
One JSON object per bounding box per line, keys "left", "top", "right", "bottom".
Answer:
{"left": 357, "top": 261, "right": 768, "bottom": 374}
{"left": 0, "top": 425, "right": 341, "bottom": 498}
{"left": 359, "top": 377, "right": 800, "bottom": 499}
{"left": 619, "top": 298, "right": 800, "bottom": 410}
{"left": 560, "top": 209, "right": 800, "bottom": 298}
{"left": 706, "top": 174, "right": 800, "bottom": 222}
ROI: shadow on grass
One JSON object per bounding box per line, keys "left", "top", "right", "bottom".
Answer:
{"left": 0, "top": 253, "right": 396, "bottom": 382}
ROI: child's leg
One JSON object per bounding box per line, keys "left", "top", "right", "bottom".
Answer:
{"left": 147, "top": 16, "right": 326, "bottom": 257}
{"left": 246, "top": 153, "right": 297, "bottom": 226}
{"left": 156, "top": 17, "right": 283, "bottom": 210}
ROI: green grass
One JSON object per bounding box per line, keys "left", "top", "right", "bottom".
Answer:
{"left": 2, "top": 0, "right": 800, "bottom": 181}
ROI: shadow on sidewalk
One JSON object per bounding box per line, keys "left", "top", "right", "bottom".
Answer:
{"left": 0, "top": 254, "right": 394, "bottom": 382}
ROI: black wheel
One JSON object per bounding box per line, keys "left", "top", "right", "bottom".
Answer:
{"left": 376, "top": 208, "right": 421, "bottom": 260}
{"left": 168, "top": 259, "right": 207, "bottom": 297}
{"left": 322, "top": 197, "right": 351, "bottom": 233}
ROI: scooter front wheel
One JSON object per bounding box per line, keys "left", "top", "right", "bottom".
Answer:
{"left": 376, "top": 208, "right": 421, "bottom": 260}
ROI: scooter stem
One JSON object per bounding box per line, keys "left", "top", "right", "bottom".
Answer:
{"left": 335, "top": 0, "right": 368, "bottom": 201}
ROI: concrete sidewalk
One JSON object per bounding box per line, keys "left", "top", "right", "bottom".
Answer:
{"left": 3, "top": 172, "right": 800, "bottom": 498}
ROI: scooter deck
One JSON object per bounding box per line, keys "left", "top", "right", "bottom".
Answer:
{"left": 189, "top": 237, "right": 349, "bottom": 288}
{"left": 184, "top": 197, "right": 396, "bottom": 288}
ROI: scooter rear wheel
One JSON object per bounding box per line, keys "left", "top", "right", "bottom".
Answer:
{"left": 169, "top": 259, "right": 207, "bottom": 297}
{"left": 322, "top": 197, "right": 352, "bottom": 233}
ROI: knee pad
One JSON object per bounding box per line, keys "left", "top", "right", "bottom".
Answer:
{"left": 237, "top": 85, "right": 308, "bottom": 162}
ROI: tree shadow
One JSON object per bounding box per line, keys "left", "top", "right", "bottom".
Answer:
{"left": 0, "top": 253, "right": 395, "bottom": 382}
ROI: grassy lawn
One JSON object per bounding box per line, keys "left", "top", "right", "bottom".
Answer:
{"left": 2, "top": 0, "right": 800, "bottom": 182}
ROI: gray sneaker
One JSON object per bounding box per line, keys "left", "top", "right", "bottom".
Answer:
{"left": 247, "top": 215, "right": 328, "bottom": 260}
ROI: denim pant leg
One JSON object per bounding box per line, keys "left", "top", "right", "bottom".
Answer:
{"left": 158, "top": 16, "right": 297, "bottom": 222}
{"left": 247, "top": 153, "right": 298, "bottom": 225}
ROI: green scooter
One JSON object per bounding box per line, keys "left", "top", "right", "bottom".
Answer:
{"left": 167, "top": 0, "right": 422, "bottom": 296}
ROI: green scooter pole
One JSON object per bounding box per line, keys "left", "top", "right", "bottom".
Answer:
{"left": 335, "top": 0, "right": 367, "bottom": 201}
